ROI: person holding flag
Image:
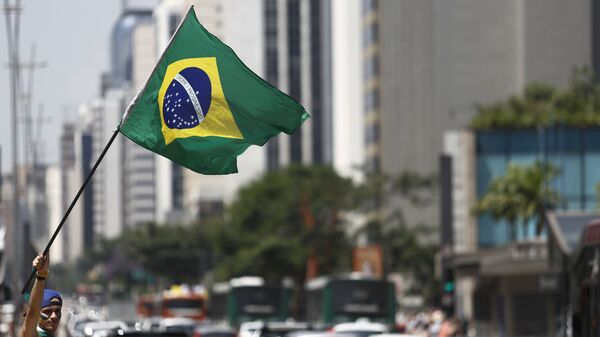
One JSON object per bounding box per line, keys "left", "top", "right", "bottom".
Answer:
{"left": 20, "top": 253, "right": 63, "bottom": 337}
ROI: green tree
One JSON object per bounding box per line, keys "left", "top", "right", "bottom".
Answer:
{"left": 122, "top": 222, "right": 213, "bottom": 284}
{"left": 471, "top": 67, "right": 600, "bottom": 129}
{"left": 209, "top": 165, "right": 354, "bottom": 285}
{"left": 353, "top": 171, "right": 438, "bottom": 301}
{"left": 474, "top": 161, "right": 561, "bottom": 240}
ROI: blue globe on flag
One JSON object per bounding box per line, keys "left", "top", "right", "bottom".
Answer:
{"left": 163, "top": 67, "right": 212, "bottom": 129}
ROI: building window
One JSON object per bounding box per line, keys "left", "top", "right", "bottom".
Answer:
{"left": 365, "top": 91, "right": 379, "bottom": 112}
{"left": 365, "top": 123, "right": 379, "bottom": 145}
{"left": 172, "top": 163, "right": 183, "bottom": 210}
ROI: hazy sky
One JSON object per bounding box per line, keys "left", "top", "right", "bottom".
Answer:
{"left": 0, "top": 1, "right": 122, "bottom": 173}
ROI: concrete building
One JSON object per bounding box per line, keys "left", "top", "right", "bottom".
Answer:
{"left": 373, "top": 0, "right": 590, "bottom": 175}
{"left": 55, "top": 108, "right": 98, "bottom": 263}
{"left": 90, "top": 91, "right": 126, "bottom": 240}
{"left": 364, "top": 0, "right": 591, "bottom": 239}
{"left": 264, "top": 0, "right": 333, "bottom": 171}
{"left": 59, "top": 123, "right": 81, "bottom": 262}
{"left": 77, "top": 107, "right": 96, "bottom": 250}
{"left": 89, "top": 7, "right": 157, "bottom": 240}
{"left": 124, "top": 19, "right": 159, "bottom": 228}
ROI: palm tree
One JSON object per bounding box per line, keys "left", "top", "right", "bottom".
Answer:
{"left": 518, "top": 162, "right": 561, "bottom": 233}
{"left": 474, "top": 161, "right": 561, "bottom": 241}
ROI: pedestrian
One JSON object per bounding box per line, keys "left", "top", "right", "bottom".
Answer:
{"left": 20, "top": 253, "right": 62, "bottom": 337}
{"left": 438, "top": 317, "right": 456, "bottom": 337}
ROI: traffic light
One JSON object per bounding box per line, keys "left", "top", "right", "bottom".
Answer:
{"left": 444, "top": 280, "right": 455, "bottom": 293}
{"left": 441, "top": 269, "right": 454, "bottom": 316}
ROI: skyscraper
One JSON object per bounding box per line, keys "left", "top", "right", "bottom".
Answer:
{"left": 59, "top": 122, "right": 85, "bottom": 262}
{"left": 264, "top": 0, "right": 333, "bottom": 171}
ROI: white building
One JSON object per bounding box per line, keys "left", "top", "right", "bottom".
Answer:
{"left": 45, "top": 166, "right": 64, "bottom": 264}
{"left": 331, "top": 0, "right": 364, "bottom": 183}
{"left": 90, "top": 91, "right": 126, "bottom": 240}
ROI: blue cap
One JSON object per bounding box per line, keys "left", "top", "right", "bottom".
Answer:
{"left": 41, "top": 289, "right": 62, "bottom": 308}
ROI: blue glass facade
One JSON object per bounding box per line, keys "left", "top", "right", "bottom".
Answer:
{"left": 476, "top": 128, "right": 600, "bottom": 247}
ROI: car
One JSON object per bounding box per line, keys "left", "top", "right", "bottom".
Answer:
{"left": 138, "top": 317, "right": 163, "bottom": 331}
{"left": 110, "top": 331, "right": 190, "bottom": 337}
{"left": 192, "top": 325, "right": 236, "bottom": 337}
{"left": 158, "top": 317, "right": 199, "bottom": 336}
{"left": 68, "top": 316, "right": 100, "bottom": 337}
{"left": 83, "top": 321, "right": 129, "bottom": 337}
{"left": 287, "top": 332, "right": 355, "bottom": 337}
{"left": 331, "top": 320, "right": 389, "bottom": 337}
{"left": 256, "top": 321, "right": 311, "bottom": 337}
{"left": 371, "top": 333, "right": 421, "bottom": 337}
{"left": 238, "top": 321, "right": 263, "bottom": 337}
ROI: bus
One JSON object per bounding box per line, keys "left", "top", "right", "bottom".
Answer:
{"left": 305, "top": 274, "right": 396, "bottom": 328}
{"left": 209, "top": 276, "right": 292, "bottom": 327}
{"left": 571, "top": 218, "right": 600, "bottom": 337}
{"left": 161, "top": 285, "right": 208, "bottom": 321}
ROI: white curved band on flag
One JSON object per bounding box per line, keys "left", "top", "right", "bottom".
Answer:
{"left": 174, "top": 73, "right": 205, "bottom": 121}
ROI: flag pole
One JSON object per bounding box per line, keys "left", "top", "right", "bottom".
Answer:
{"left": 20, "top": 127, "right": 120, "bottom": 294}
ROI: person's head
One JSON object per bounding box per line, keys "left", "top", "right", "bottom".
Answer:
{"left": 38, "top": 289, "right": 62, "bottom": 334}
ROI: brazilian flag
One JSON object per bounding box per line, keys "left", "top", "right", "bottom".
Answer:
{"left": 119, "top": 6, "right": 308, "bottom": 174}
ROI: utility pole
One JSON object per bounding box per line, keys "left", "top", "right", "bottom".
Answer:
{"left": 18, "top": 45, "right": 47, "bottom": 256}
{"left": 21, "top": 45, "right": 46, "bottom": 171}
{"left": 3, "top": 0, "right": 22, "bottom": 329}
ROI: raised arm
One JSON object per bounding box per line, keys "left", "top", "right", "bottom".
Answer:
{"left": 19, "top": 253, "right": 49, "bottom": 337}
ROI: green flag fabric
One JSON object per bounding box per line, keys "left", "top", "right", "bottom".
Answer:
{"left": 119, "top": 6, "right": 309, "bottom": 174}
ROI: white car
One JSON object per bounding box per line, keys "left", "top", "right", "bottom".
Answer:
{"left": 83, "top": 321, "right": 128, "bottom": 337}
{"left": 238, "top": 321, "right": 264, "bottom": 337}
{"left": 158, "top": 317, "right": 198, "bottom": 335}
{"left": 138, "top": 317, "right": 163, "bottom": 331}
{"left": 331, "top": 321, "right": 389, "bottom": 337}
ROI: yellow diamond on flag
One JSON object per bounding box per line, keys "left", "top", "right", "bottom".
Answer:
{"left": 158, "top": 57, "right": 243, "bottom": 145}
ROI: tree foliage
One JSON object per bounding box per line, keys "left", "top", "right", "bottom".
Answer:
{"left": 471, "top": 67, "right": 600, "bottom": 129}
{"left": 353, "top": 171, "right": 438, "bottom": 300}
{"left": 121, "top": 222, "right": 213, "bottom": 284}
{"left": 72, "top": 165, "right": 440, "bottom": 306}
{"left": 210, "top": 165, "right": 354, "bottom": 284}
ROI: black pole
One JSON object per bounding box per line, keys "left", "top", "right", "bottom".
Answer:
{"left": 21, "top": 128, "right": 120, "bottom": 294}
